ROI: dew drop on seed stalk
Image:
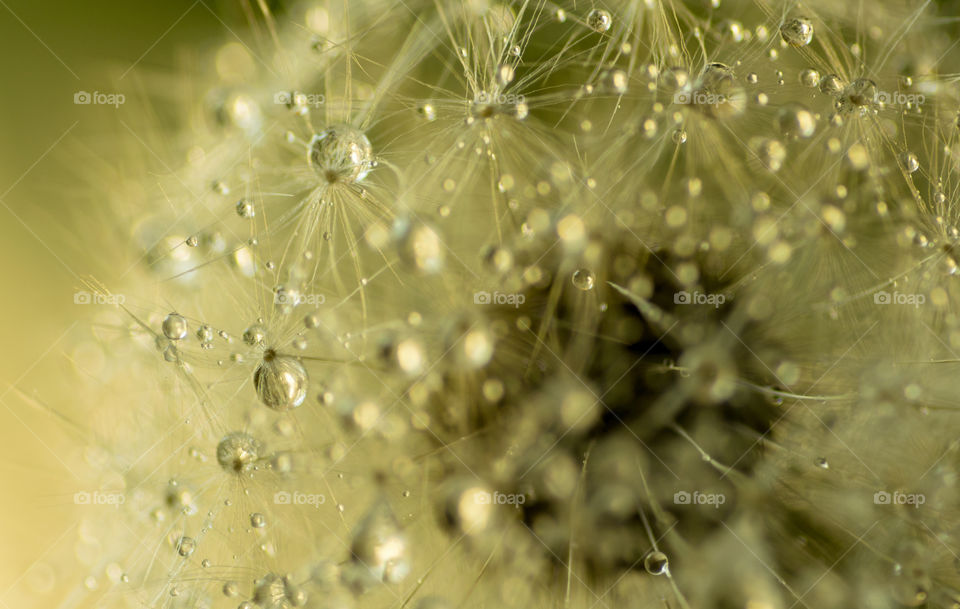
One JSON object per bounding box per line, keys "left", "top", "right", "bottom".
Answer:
{"left": 899, "top": 151, "right": 919, "bottom": 174}
{"left": 253, "top": 350, "right": 308, "bottom": 411}
{"left": 216, "top": 432, "right": 262, "bottom": 473}
{"left": 572, "top": 269, "right": 596, "bottom": 290}
{"left": 644, "top": 550, "right": 669, "bottom": 575}
{"left": 819, "top": 74, "right": 843, "bottom": 95}
{"left": 236, "top": 199, "right": 255, "bottom": 218}
{"left": 243, "top": 324, "right": 267, "bottom": 347}
{"left": 177, "top": 536, "right": 195, "bottom": 557}
{"left": 586, "top": 9, "right": 612, "bottom": 32}
{"left": 162, "top": 313, "right": 188, "bottom": 340}
{"left": 308, "top": 124, "right": 374, "bottom": 184}
{"left": 250, "top": 513, "right": 266, "bottom": 528}
{"left": 799, "top": 69, "right": 820, "bottom": 87}
{"left": 780, "top": 17, "right": 813, "bottom": 46}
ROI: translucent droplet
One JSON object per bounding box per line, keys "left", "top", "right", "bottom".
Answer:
{"left": 816, "top": 457, "right": 829, "bottom": 469}
{"left": 177, "top": 536, "right": 196, "bottom": 557}
{"left": 899, "top": 151, "right": 919, "bottom": 174}
{"left": 223, "top": 581, "right": 239, "bottom": 597}
{"left": 236, "top": 199, "right": 255, "bottom": 218}
{"left": 799, "top": 68, "right": 820, "bottom": 87}
{"left": 819, "top": 74, "right": 843, "bottom": 95}
{"left": 750, "top": 137, "right": 787, "bottom": 172}
{"left": 776, "top": 103, "right": 817, "bottom": 138}
{"left": 308, "top": 124, "right": 374, "bottom": 184}
{"left": 571, "top": 269, "right": 596, "bottom": 291}
{"left": 841, "top": 78, "right": 878, "bottom": 108}
{"left": 250, "top": 513, "right": 266, "bottom": 528}
{"left": 254, "top": 350, "right": 309, "bottom": 411}
{"left": 672, "top": 129, "right": 687, "bottom": 144}
{"left": 350, "top": 501, "right": 411, "bottom": 585}
{"left": 586, "top": 9, "right": 612, "bottom": 33}
{"left": 185, "top": 235, "right": 199, "bottom": 247}
{"left": 162, "top": 313, "right": 188, "bottom": 340}
{"left": 393, "top": 217, "right": 445, "bottom": 274}
{"left": 780, "top": 17, "right": 813, "bottom": 46}
{"left": 644, "top": 550, "right": 669, "bottom": 575}
{"left": 243, "top": 324, "right": 268, "bottom": 347}
{"left": 216, "top": 432, "right": 263, "bottom": 473}
{"left": 253, "top": 573, "right": 306, "bottom": 609}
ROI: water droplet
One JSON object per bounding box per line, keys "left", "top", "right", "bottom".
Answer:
{"left": 216, "top": 432, "right": 263, "bottom": 473}
{"left": 644, "top": 550, "right": 669, "bottom": 575}
{"left": 185, "top": 235, "right": 199, "bottom": 247}
{"left": 586, "top": 9, "right": 612, "bottom": 32}
{"left": 571, "top": 269, "right": 596, "bottom": 290}
{"left": 776, "top": 103, "right": 817, "bottom": 138}
{"left": 350, "top": 501, "right": 411, "bottom": 585}
{"left": 393, "top": 217, "right": 445, "bottom": 274}
{"left": 780, "top": 17, "right": 813, "bottom": 46}
{"left": 236, "top": 199, "right": 255, "bottom": 218}
{"left": 799, "top": 68, "right": 820, "bottom": 87}
{"left": 254, "top": 350, "right": 309, "bottom": 411}
{"left": 223, "top": 581, "right": 239, "bottom": 597}
{"left": 819, "top": 74, "right": 843, "bottom": 95}
{"left": 243, "top": 324, "right": 267, "bottom": 347}
{"left": 250, "top": 513, "right": 266, "bottom": 528}
{"left": 816, "top": 457, "right": 829, "bottom": 469}
{"left": 899, "top": 151, "right": 919, "bottom": 173}
{"left": 750, "top": 137, "right": 787, "bottom": 172}
{"left": 308, "top": 124, "right": 374, "bottom": 184}
{"left": 162, "top": 313, "right": 188, "bottom": 340}
{"left": 177, "top": 536, "right": 196, "bottom": 557}
{"left": 672, "top": 129, "right": 687, "bottom": 144}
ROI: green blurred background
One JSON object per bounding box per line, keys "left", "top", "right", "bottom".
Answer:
{"left": 0, "top": 1, "right": 233, "bottom": 603}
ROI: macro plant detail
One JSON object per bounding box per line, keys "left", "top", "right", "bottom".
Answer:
{"left": 5, "top": 1, "right": 960, "bottom": 609}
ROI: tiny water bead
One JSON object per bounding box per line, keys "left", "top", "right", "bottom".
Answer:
{"left": 644, "top": 551, "right": 669, "bottom": 575}
{"left": 780, "top": 17, "right": 813, "bottom": 47}
{"left": 350, "top": 502, "right": 411, "bottom": 585}
{"left": 250, "top": 513, "right": 266, "bottom": 528}
{"left": 586, "top": 9, "right": 612, "bottom": 33}
{"left": 819, "top": 74, "right": 843, "bottom": 95}
{"left": 308, "top": 124, "right": 374, "bottom": 184}
{"left": 243, "top": 323, "right": 268, "bottom": 347}
{"left": 572, "top": 268, "right": 596, "bottom": 291}
{"left": 799, "top": 68, "right": 820, "bottom": 87}
{"left": 393, "top": 217, "right": 445, "bottom": 274}
{"left": 253, "top": 350, "right": 309, "bottom": 411}
{"left": 216, "top": 432, "right": 263, "bottom": 473}
{"left": 162, "top": 313, "right": 188, "bottom": 340}
{"left": 177, "top": 536, "right": 196, "bottom": 557}
{"left": 899, "top": 151, "right": 919, "bottom": 174}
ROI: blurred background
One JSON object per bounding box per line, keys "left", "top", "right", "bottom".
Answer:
{"left": 0, "top": 1, "right": 231, "bottom": 603}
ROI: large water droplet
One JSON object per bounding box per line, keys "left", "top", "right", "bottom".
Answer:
{"left": 780, "top": 17, "right": 813, "bottom": 46}
{"left": 349, "top": 501, "right": 411, "bottom": 586}
{"left": 308, "top": 125, "right": 374, "bottom": 184}
{"left": 253, "top": 351, "right": 308, "bottom": 411}
{"left": 572, "top": 268, "right": 596, "bottom": 290}
{"left": 162, "top": 313, "right": 188, "bottom": 340}
{"left": 216, "top": 432, "right": 262, "bottom": 473}
{"left": 644, "top": 550, "right": 669, "bottom": 575}
{"left": 586, "top": 9, "right": 612, "bottom": 32}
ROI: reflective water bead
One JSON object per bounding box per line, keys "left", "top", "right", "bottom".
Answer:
{"left": 644, "top": 551, "right": 669, "bottom": 575}
{"left": 308, "top": 124, "right": 374, "bottom": 184}
{"left": 799, "top": 68, "right": 820, "bottom": 87}
{"left": 162, "top": 313, "right": 188, "bottom": 340}
{"left": 216, "top": 432, "right": 263, "bottom": 473}
{"left": 250, "top": 513, "right": 266, "bottom": 528}
{"left": 253, "top": 350, "right": 309, "bottom": 411}
{"left": 571, "top": 269, "right": 596, "bottom": 291}
{"left": 899, "top": 151, "right": 919, "bottom": 174}
{"left": 177, "top": 536, "right": 196, "bottom": 557}
{"left": 586, "top": 9, "right": 612, "bottom": 32}
{"left": 236, "top": 199, "right": 255, "bottom": 218}
{"left": 780, "top": 17, "right": 813, "bottom": 46}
